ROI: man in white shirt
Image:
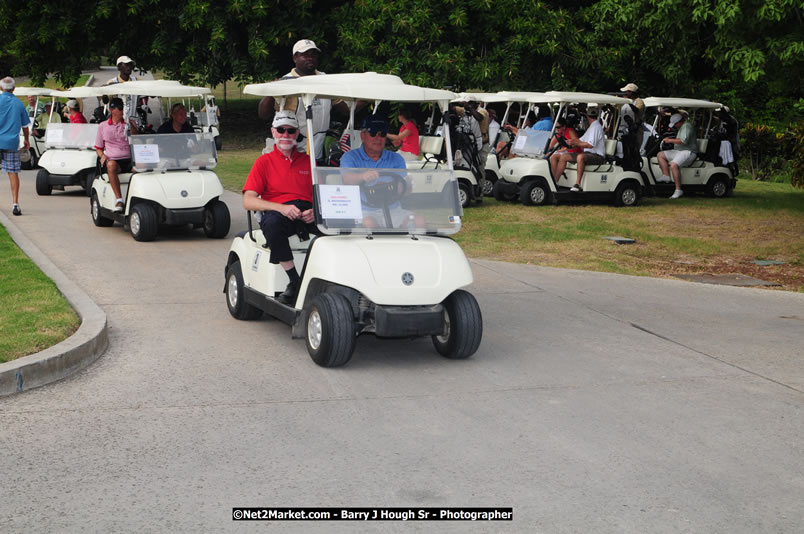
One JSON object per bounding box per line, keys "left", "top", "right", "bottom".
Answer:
{"left": 550, "top": 106, "right": 606, "bottom": 192}
{"left": 257, "top": 40, "right": 348, "bottom": 161}
{"left": 105, "top": 56, "right": 139, "bottom": 131}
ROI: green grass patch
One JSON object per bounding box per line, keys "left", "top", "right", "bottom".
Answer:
{"left": 0, "top": 224, "right": 80, "bottom": 363}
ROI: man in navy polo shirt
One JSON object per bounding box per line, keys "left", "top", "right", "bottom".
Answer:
{"left": 242, "top": 111, "right": 317, "bottom": 305}
{"left": 0, "top": 77, "right": 31, "bottom": 216}
{"left": 340, "top": 116, "right": 411, "bottom": 228}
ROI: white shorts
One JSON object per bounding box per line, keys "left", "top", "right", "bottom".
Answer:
{"left": 663, "top": 149, "right": 696, "bottom": 168}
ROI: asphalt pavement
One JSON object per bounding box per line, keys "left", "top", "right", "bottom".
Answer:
{"left": 1, "top": 170, "right": 802, "bottom": 533}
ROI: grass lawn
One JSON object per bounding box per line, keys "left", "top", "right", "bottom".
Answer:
{"left": 217, "top": 146, "right": 804, "bottom": 291}
{"left": 0, "top": 224, "right": 79, "bottom": 363}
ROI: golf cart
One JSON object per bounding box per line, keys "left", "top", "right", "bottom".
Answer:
{"left": 484, "top": 91, "right": 552, "bottom": 197}
{"left": 640, "top": 97, "right": 737, "bottom": 198}
{"left": 226, "top": 72, "right": 482, "bottom": 367}
{"left": 187, "top": 94, "right": 221, "bottom": 151}
{"left": 90, "top": 80, "right": 230, "bottom": 241}
{"left": 14, "top": 86, "right": 55, "bottom": 170}
{"left": 493, "top": 91, "right": 646, "bottom": 207}
{"left": 35, "top": 86, "right": 102, "bottom": 196}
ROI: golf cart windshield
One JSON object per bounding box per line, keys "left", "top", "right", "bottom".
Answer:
{"left": 314, "top": 167, "right": 462, "bottom": 236}
{"left": 130, "top": 133, "right": 217, "bottom": 171}
{"left": 511, "top": 129, "right": 552, "bottom": 157}
{"left": 44, "top": 123, "right": 99, "bottom": 149}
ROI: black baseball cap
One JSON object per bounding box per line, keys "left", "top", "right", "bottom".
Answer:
{"left": 109, "top": 97, "right": 124, "bottom": 110}
{"left": 361, "top": 116, "right": 388, "bottom": 134}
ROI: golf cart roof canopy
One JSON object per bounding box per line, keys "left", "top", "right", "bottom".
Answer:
{"left": 495, "top": 91, "right": 552, "bottom": 103}
{"left": 452, "top": 92, "right": 524, "bottom": 104}
{"left": 94, "top": 80, "right": 212, "bottom": 97}
{"left": 50, "top": 86, "right": 106, "bottom": 98}
{"left": 243, "top": 72, "right": 456, "bottom": 103}
{"left": 642, "top": 97, "right": 723, "bottom": 109}
{"left": 13, "top": 87, "right": 56, "bottom": 97}
{"left": 543, "top": 91, "right": 633, "bottom": 105}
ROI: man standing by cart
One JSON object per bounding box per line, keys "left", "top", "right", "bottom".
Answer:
{"left": 105, "top": 56, "right": 139, "bottom": 132}
{"left": 243, "top": 111, "right": 318, "bottom": 305}
{"left": 0, "top": 77, "right": 31, "bottom": 216}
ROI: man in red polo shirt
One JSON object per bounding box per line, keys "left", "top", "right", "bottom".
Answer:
{"left": 243, "top": 111, "right": 317, "bottom": 304}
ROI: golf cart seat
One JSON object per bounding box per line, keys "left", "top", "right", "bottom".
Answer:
{"left": 565, "top": 138, "right": 617, "bottom": 172}
{"left": 247, "top": 223, "right": 312, "bottom": 253}
{"left": 418, "top": 135, "right": 444, "bottom": 167}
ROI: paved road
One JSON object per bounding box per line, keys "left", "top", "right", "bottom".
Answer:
{"left": 1, "top": 172, "right": 803, "bottom": 533}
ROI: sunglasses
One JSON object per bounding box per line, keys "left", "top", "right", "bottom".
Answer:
{"left": 365, "top": 129, "right": 387, "bottom": 138}
{"left": 275, "top": 127, "right": 297, "bottom": 134}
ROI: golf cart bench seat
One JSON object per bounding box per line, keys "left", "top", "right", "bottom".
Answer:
{"left": 246, "top": 221, "right": 312, "bottom": 252}
{"left": 565, "top": 138, "right": 618, "bottom": 172}
{"left": 417, "top": 135, "right": 445, "bottom": 167}
{"left": 647, "top": 139, "right": 711, "bottom": 168}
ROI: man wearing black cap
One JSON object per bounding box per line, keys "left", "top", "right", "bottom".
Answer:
{"left": 242, "top": 111, "right": 318, "bottom": 305}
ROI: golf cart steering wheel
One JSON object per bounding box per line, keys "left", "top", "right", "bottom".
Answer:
{"left": 360, "top": 172, "right": 408, "bottom": 209}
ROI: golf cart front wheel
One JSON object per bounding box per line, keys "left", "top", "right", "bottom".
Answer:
{"left": 91, "top": 193, "right": 113, "bottom": 227}
{"left": 20, "top": 148, "right": 36, "bottom": 170}
{"left": 203, "top": 200, "right": 231, "bottom": 238}
{"left": 432, "top": 290, "right": 482, "bottom": 359}
{"left": 35, "top": 169, "right": 52, "bottom": 196}
{"left": 306, "top": 293, "right": 356, "bottom": 368}
{"left": 520, "top": 180, "right": 549, "bottom": 206}
{"left": 226, "top": 260, "right": 262, "bottom": 320}
{"left": 130, "top": 203, "right": 158, "bottom": 241}
{"left": 482, "top": 172, "right": 496, "bottom": 196}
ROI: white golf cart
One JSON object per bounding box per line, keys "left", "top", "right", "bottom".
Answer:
{"left": 90, "top": 80, "right": 230, "bottom": 241}
{"left": 35, "top": 86, "right": 102, "bottom": 196}
{"left": 14, "top": 86, "right": 55, "bottom": 170}
{"left": 640, "top": 97, "right": 737, "bottom": 198}
{"left": 493, "top": 92, "right": 647, "bottom": 207}
{"left": 225, "top": 72, "right": 482, "bottom": 367}
{"left": 186, "top": 94, "right": 221, "bottom": 151}
{"left": 484, "top": 91, "right": 551, "bottom": 198}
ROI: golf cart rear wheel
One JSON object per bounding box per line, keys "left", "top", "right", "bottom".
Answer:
{"left": 226, "top": 261, "right": 262, "bottom": 320}
{"left": 306, "top": 293, "right": 356, "bottom": 368}
{"left": 83, "top": 171, "right": 94, "bottom": 196}
{"left": 614, "top": 181, "right": 640, "bottom": 207}
{"left": 215, "top": 136, "right": 222, "bottom": 151}
{"left": 520, "top": 180, "right": 549, "bottom": 206}
{"left": 35, "top": 169, "right": 52, "bottom": 196}
{"left": 432, "top": 290, "right": 482, "bottom": 360}
{"left": 91, "top": 193, "right": 113, "bottom": 227}
{"left": 130, "top": 203, "right": 158, "bottom": 242}
{"left": 707, "top": 175, "right": 729, "bottom": 198}
{"left": 203, "top": 200, "right": 231, "bottom": 238}
{"left": 458, "top": 182, "right": 471, "bottom": 209}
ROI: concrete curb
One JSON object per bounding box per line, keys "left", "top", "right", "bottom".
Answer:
{"left": 0, "top": 210, "right": 108, "bottom": 396}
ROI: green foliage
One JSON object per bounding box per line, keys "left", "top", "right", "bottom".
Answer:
{"left": 0, "top": 0, "right": 800, "bottom": 126}
{"left": 741, "top": 123, "right": 780, "bottom": 180}
{"left": 783, "top": 122, "right": 804, "bottom": 189}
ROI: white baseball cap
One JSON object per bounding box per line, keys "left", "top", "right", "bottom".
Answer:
{"left": 272, "top": 110, "right": 299, "bottom": 128}
{"left": 620, "top": 83, "right": 638, "bottom": 92}
{"left": 116, "top": 56, "right": 135, "bottom": 66}
{"left": 66, "top": 99, "right": 80, "bottom": 109}
{"left": 292, "top": 39, "right": 320, "bottom": 55}
{"left": 669, "top": 113, "right": 683, "bottom": 127}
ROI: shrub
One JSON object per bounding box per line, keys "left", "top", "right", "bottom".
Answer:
{"left": 740, "top": 123, "right": 779, "bottom": 180}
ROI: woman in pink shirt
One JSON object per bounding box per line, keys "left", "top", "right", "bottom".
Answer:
{"left": 387, "top": 108, "right": 419, "bottom": 160}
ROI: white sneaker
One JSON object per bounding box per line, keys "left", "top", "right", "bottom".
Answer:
{"left": 657, "top": 175, "right": 672, "bottom": 183}
{"left": 113, "top": 199, "right": 124, "bottom": 213}
{"left": 670, "top": 190, "right": 684, "bottom": 199}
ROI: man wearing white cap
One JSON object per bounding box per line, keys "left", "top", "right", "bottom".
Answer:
{"left": 657, "top": 113, "right": 697, "bottom": 199}
{"left": 242, "top": 110, "right": 318, "bottom": 305}
{"left": 258, "top": 39, "right": 346, "bottom": 162}
{"left": 620, "top": 83, "right": 644, "bottom": 117}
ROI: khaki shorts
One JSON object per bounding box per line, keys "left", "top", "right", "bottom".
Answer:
{"left": 567, "top": 152, "right": 605, "bottom": 165}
